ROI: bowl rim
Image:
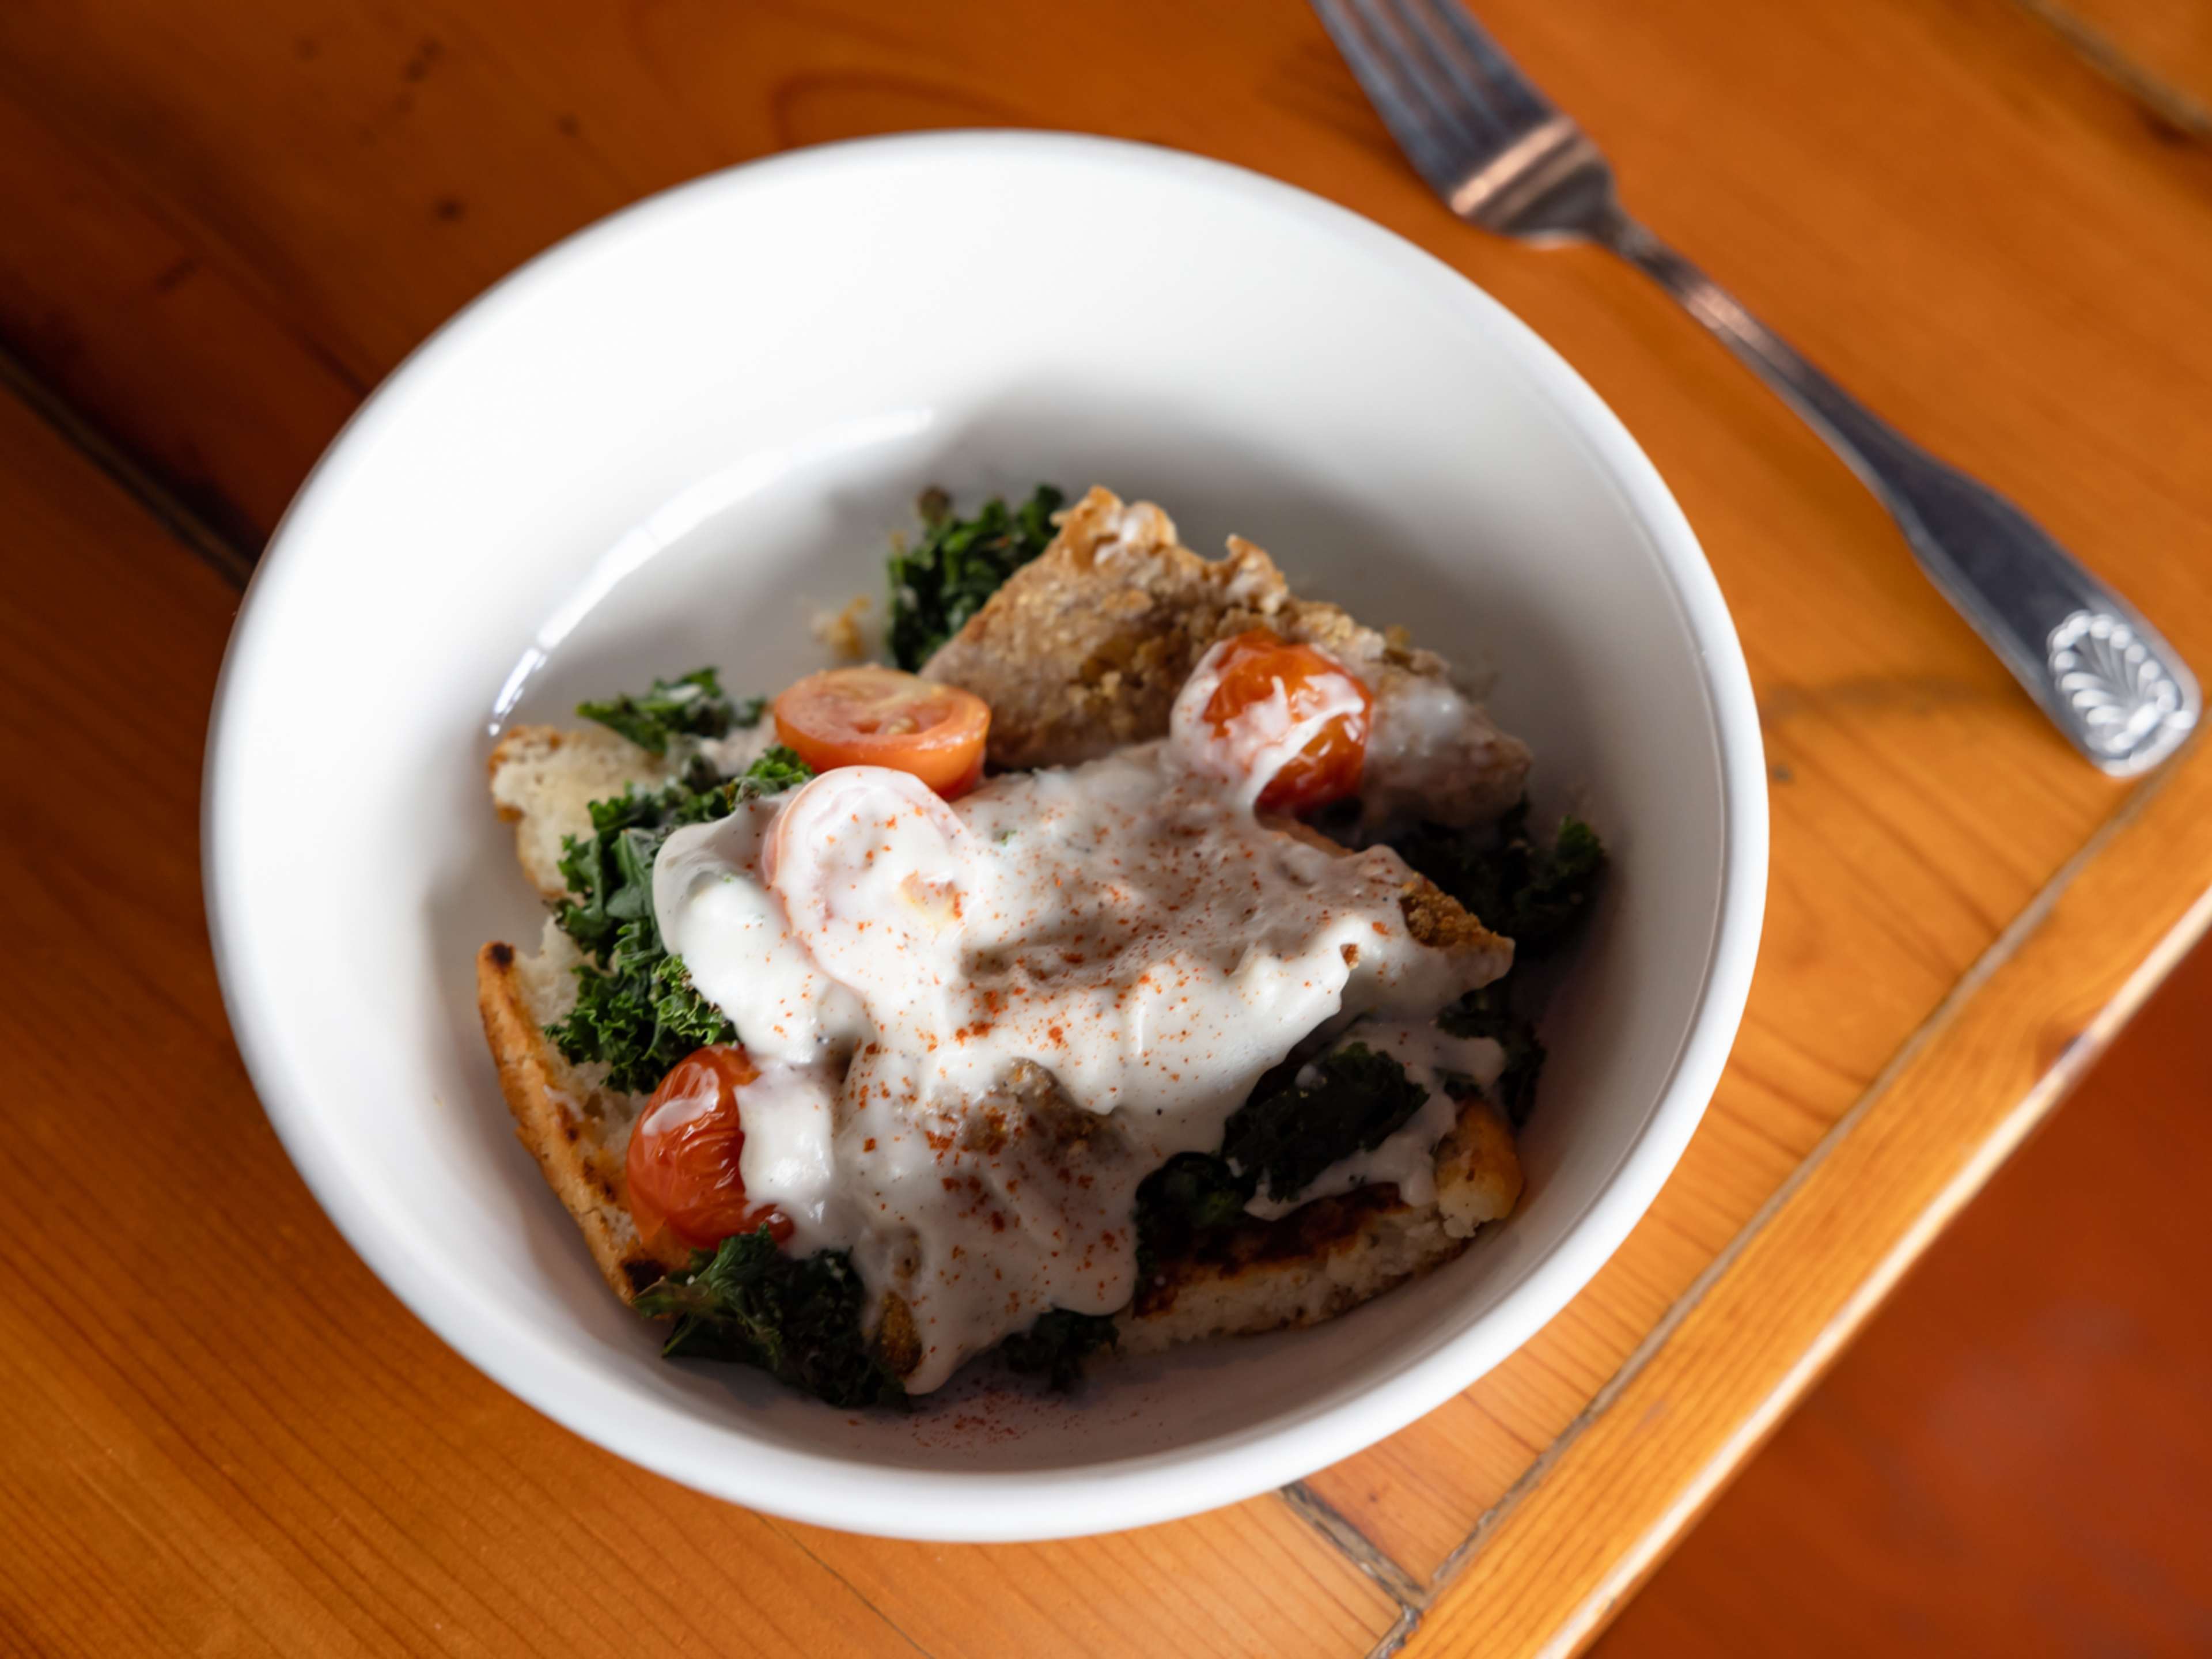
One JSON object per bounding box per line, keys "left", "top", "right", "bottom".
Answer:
{"left": 203, "top": 128, "right": 1768, "bottom": 1542}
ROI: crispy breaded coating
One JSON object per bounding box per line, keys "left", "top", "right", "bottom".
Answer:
{"left": 1399, "top": 874, "right": 1511, "bottom": 957}
{"left": 922, "top": 485, "right": 1532, "bottom": 824}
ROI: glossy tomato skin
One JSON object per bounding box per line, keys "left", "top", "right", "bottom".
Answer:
{"left": 625, "top": 1044, "right": 792, "bottom": 1252}
{"left": 1202, "top": 630, "right": 1373, "bottom": 814}
{"left": 772, "top": 665, "right": 991, "bottom": 798}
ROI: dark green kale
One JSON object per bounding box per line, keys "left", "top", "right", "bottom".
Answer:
{"left": 1221, "top": 1043, "right": 1431, "bottom": 1205}
{"left": 1132, "top": 1041, "right": 1505, "bottom": 1277}
{"left": 1132, "top": 1151, "right": 1255, "bottom": 1283}
{"left": 552, "top": 744, "right": 813, "bottom": 965}
{"left": 999, "top": 1308, "right": 1120, "bottom": 1390}
{"left": 723, "top": 744, "right": 813, "bottom": 798}
{"left": 1390, "top": 799, "right": 1605, "bottom": 957}
{"left": 635, "top": 1228, "right": 906, "bottom": 1409}
{"left": 546, "top": 745, "right": 813, "bottom": 1094}
{"left": 576, "top": 667, "right": 763, "bottom": 756}
{"left": 1438, "top": 983, "right": 1547, "bottom": 1128}
{"left": 550, "top": 788, "right": 672, "bottom": 965}
{"left": 1391, "top": 800, "right": 1605, "bottom": 1127}
{"left": 1144, "top": 1150, "right": 1255, "bottom": 1234}
{"left": 548, "top": 953, "right": 735, "bottom": 1097}
{"left": 887, "top": 484, "right": 1065, "bottom": 670}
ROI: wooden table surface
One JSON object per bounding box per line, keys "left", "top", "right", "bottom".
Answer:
{"left": 4, "top": 2, "right": 2210, "bottom": 1655}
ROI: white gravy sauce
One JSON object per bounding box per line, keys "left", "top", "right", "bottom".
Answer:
{"left": 653, "top": 639, "right": 1510, "bottom": 1392}
{"left": 1166, "top": 635, "right": 1370, "bottom": 812}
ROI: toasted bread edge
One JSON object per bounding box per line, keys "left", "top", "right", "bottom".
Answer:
{"left": 476, "top": 934, "right": 685, "bottom": 1304}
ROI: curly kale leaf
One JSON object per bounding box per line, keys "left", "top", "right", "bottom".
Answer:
{"left": 551, "top": 951, "right": 735, "bottom": 1096}
{"left": 1135, "top": 1041, "right": 1477, "bottom": 1280}
{"left": 1390, "top": 801, "right": 1603, "bottom": 1128}
{"left": 577, "top": 667, "right": 762, "bottom": 756}
{"left": 1145, "top": 1150, "right": 1255, "bottom": 1234}
{"left": 999, "top": 1309, "right": 1120, "bottom": 1391}
{"left": 1135, "top": 1046, "right": 1436, "bottom": 1266}
{"left": 1132, "top": 1151, "right": 1255, "bottom": 1283}
{"left": 1437, "top": 983, "right": 1547, "bottom": 1127}
{"left": 551, "top": 806, "right": 665, "bottom": 964}
{"left": 552, "top": 745, "right": 810, "bottom": 965}
{"left": 635, "top": 1229, "right": 906, "bottom": 1409}
{"left": 733, "top": 745, "right": 813, "bottom": 797}
{"left": 546, "top": 745, "right": 812, "bottom": 1094}
{"left": 887, "top": 484, "right": 1065, "bottom": 669}
{"left": 1391, "top": 800, "right": 1605, "bottom": 958}
{"left": 1221, "top": 1043, "right": 1431, "bottom": 1205}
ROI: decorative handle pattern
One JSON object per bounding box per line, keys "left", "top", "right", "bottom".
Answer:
{"left": 1601, "top": 214, "right": 2199, "bottom": 777}
{"left": 2047, "top": 611, "right": 2192, "bottom": 764}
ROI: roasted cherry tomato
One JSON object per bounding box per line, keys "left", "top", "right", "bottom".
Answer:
{"left": 1201, "top": 629, "right": 1372, "bottom": 814}
{"left": 625, "top": 1044, "right": 791, "bottom": 1252}
{"left": 772, "top": 666, "right": 991, "bottom": 798}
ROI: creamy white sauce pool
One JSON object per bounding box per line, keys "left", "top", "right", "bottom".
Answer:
{"left": 653, "top": 645, "right": 1511, "bottom": 1392}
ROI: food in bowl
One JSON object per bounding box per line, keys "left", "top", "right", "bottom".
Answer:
{"left": 475, "top": 484, "right": 1604, "bottom": 1405}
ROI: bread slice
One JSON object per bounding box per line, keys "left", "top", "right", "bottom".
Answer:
{"left": 478, "top": 921, "right": 691, "bottom": 1300}
{"left": 488, "top": 724, "right": 677, "bottom": 901}
{"left": 921, "top": 485, "right": 1532, "bottom": 825}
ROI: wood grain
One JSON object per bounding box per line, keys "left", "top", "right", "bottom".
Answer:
{"left": 4, "top": 0, "right": 2212, "bottom": 1653}
{"left": 1594, "top": 938, "right": 2212, "bottom": 1657}
{"left": 0, "top": 384, "right": 1403, "bottom": 1659}
{"left": 1302, "top": 0, "right": 2212, "bottom": 1577}
{"left": 1, "top": 0, "right": 2206, "bottom": 548}
{"left": 2027, "top": 0, "right": 2212, "bottom": 122}
{"left": 1403, "top": 745, "right": 2212, "bottom": 1657}
{"left": 0, "top": 79, "right": 359, "bottom": 550}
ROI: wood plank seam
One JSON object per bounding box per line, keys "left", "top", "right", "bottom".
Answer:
{"left": 14, "top": 358, "right": 1421, "bottom": 1628}
{"left": 2007, "top": 0, "right": 2212, "bottom": 137}
{"left": 22, "top": 190, "right": 2199, "bottom": 1645}
{"left": 758, "top": 1521, "right": 940, "bottom": 1659}
{"left": 1370, "top": 1606, "right": 1424, "bottom": 1659}
{"left": 1347, "top": 745, "right": 2196, "bottom": 1658}
{"left": 1540, "top": 877, "right": 2212, "bottom": 1658}
{"left": 9, "top": 5, "right": 2210, "bottom": 1646}
{"left": 0, "top": 341, "right": 256, "bottom": 587}
{"left": 46, "top": 331, "right": 2196, "bottom": 1647}
{"left": 26, "top": 316, "right": 2205, "bottom": 1653}
{"left": 1282, "top": 1482, "right": 1428, "bottom": 1612}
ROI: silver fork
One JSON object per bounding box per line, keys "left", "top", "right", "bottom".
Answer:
{"left": 1312, "top": 0, "right": 2198, "bottom": 776}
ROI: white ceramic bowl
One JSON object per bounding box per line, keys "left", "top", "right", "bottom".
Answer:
{"left": 205, "top": 131, "right": 1765, "bottom": 1542}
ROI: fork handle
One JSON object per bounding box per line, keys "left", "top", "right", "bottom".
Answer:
{"left": 1599, "top": 212, "right": 2197, "bottom": 776}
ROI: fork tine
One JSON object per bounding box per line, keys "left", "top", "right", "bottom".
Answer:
{"left": 1404, "top": 0, "right": 1558, "bottom": 131}
{"left": 1365, "top": 0, "right": 1513, "bottom": 150}
{"left": 1348, "top": 0, "right": 1505, "bottom": 159}
{"left": 1309, "top": 0, "right": 1486, "bottom": 193}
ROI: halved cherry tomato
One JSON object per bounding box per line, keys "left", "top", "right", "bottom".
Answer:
{"left": 626, "top": 1044, "right": 792, "bottom": 1252}
{"left": 1202, "top": 629, "right": 1372, "bottom": 814}
{"left": 772, "top": 666, "right": 991, "bottom": 798}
